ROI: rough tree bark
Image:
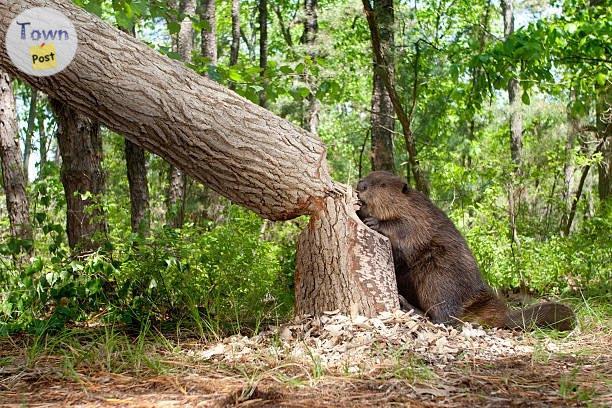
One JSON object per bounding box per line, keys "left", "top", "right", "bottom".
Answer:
{"left": 50, "top": 99, "right": 107, "bottom": 252}
{"left": 167, "top": 0, "right": 196, "bottom": 228}
{"left": 370, "top": 0, "right": 395, "bottom": 173}
{"left": 0, "top": 70, "right": 32, "bottom": 243}
{"left": 362, "top": 0, "right": 429, "bottom": 195}
{"left": 1, "top": 0, "right": 399, "bottom": 317}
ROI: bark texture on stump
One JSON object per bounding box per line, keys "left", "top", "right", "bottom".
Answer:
{"left": 0, "top": 71, "right": 32, "bottom": 242}
{"left": 0, "top": 0, "right": 335, "bottom": 221}
{"left": 295, "top": 193, "right": 399, "bottom": 317}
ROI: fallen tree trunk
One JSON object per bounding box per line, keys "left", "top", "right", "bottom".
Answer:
{"left": 0, "top": 0, "right": 334, "bottom": 221}
{"left": 0, "top": 0, "right": 400, "bottom": 317}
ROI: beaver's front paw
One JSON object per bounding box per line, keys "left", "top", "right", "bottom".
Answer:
{"left": 363, "top": 217, "right": 380, "bottom": 231}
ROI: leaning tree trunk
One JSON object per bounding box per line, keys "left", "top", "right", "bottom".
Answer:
{"left": 50, "top": 100, "right": 107, "bottom": 252}
{"left": 0, "top": 0, "right": 399, "bottom": 318}
{"left": 0, "top": 70, "right": 32, "bottom": 243}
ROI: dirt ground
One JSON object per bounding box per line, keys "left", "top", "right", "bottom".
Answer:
{"left": 1, "top": 331, "right": 610, "bottom": 407}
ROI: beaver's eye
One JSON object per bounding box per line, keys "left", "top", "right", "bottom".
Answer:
{"left": 380, "top": 183, "right": 386, "bottom": 188}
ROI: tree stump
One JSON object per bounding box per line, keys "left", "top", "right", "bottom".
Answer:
{"left": 295, "top": 189, "right": 399, "bottom": 317}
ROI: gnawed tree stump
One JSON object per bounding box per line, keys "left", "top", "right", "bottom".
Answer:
{"left": 295, "top": 190, "right": 399, "bottom": 317}
{"left": 0, "top": 0, "right": 400, "bottom": 318}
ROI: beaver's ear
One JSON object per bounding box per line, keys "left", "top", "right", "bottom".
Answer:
{"left": 402, "top": 183, "right": 409, "bottom": 194}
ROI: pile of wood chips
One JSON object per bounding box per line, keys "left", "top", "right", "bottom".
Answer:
{"left": 191, "top": 309, "right": 558, "bottom": 373}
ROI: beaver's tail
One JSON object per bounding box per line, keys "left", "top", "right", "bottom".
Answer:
{"left": 504, "top": 302, "right": 576, "bottom": 331}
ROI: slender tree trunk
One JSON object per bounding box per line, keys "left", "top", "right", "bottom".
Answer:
{"left": 501, "top": 0, "right": 523, "bottom": 168}
{"left": 37, "top": 95, "right": 47, "bottom": 173}
{"left": 564, "top": 138, "right": 607, "bottom": 236}
{"left": 303, "top": 0, "right": 320, "bottom": 135}
{"left": 560, "top": 93, "right": 579, "bottom": 234}
{"left": 596, "top": 97, "right": 611, "bottom": 203}
{"left": 199, "top": 0, "right": 226, "bottom": 223}
{"left": 370, "top": 0, "right": 395, "bottom": 172}
{"left": 466, "top": 0, "right": 491, "bottom": 166}
{"left": 50, "top": 100, "right": 107, "bottom": 253}
{"left": 258, "top": 0, "right": 268, "bottom": 108}
{"left": 200, "top": 0, "right": 216, "bottom": 66}
{"left": 362, "top": 0, "right": 429, "bottom": 195}
{"left": 22, "top": 88, "right": 38, "bottom": 182}
{"left": 167, "top": 0, "right": 196, "bottom": 228}
{"left": 228, "top": 0, "right": 241, "bottom": 92}
{"left": 0, "top": 70, "right": 32, "bottom": 244}
{"left": 501, "top": 0, "right": 523, "bottom": 290}
{"left": 125, "top": 140, "right": 150, "bottom": 236}
{"left": 230, "top": 0, "right": 240, "bottom": 67}
{"left": 120, "top": 26, "right": 151, "bottom": 236}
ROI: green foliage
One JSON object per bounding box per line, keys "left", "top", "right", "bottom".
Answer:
{"left": 1, "top": 202, "right": 295, "bottom": 335}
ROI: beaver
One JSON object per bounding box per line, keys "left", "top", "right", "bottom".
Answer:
{"left": 356, "top": 171, "right": 575, "bottom": 331}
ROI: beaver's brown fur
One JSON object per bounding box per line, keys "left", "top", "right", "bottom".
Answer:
{"left": 356, "top": 171, "right": 575, "bottom": 331}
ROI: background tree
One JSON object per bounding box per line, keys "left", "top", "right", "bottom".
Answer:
{"left": 118, "top": 21, "right": 151, "bottom": 237}
{"left": 370, "top": 0, "right": 395, "bottom": 173}
{"left": 167, "top": 0, "right": 196, "bottom": 228}
{"left": 258, "top": 0, "right": 268, "bottom": 108}
{"left": 302, "top": 0, "right": 320, "bottom": 134}
{"left": 22, "top": 89, "right": 37, "bottom": 182}
{"left": 0, "top": 70, "right": 32, "bottom": 246}
{"left": 50, "top": 100, "right": 107, "bottom": 253}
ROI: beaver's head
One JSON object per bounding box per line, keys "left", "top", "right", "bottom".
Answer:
{"left": 356, "top": 171, "right": 410, "bottom": 221}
